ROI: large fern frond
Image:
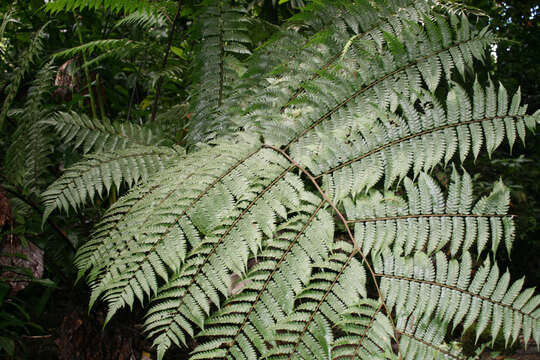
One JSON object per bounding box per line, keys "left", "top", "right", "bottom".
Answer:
{"left": 70, "top": 1, "right": 540, "bottom": 359}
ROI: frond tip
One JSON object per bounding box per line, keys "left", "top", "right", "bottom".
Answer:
{"left": 44, "top": 111, "right": 165, "bottom": 153}
{"left": 41, "top": 145, "right": 184, "bottom": 223}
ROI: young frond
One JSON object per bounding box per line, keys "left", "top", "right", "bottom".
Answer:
{"left": 41, "top": 145, "right": 184, "bottom": 222}
{"left": 44, "top": 111, "right": 166, "bottom": 153}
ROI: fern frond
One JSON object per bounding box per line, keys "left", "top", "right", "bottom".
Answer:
{"left": 374, "top": 250, "right": 540, "bottom": 348}
{"left": 345, "top": 169, "right": 514, "bottom": 257}
{"left": 69, "top": 1, "right": 540, "bottom": 359}
{"left": 252, "top": 14, "right": 496, "bottom": 163}
{"left": 52, "top": 39, "right": 138, "bottom": 60}
{"left": 265, "top": 242, "right": 366, "bottom": 359}
{"left": 45, "top": 0, "right": 151, "bottom": 14}
{"left": 227, "top": 0, "right": 432, "bottom": 141}
{"left": 397, "top": 327, "right": 467, "bottom": 359}
{"left": 41, "top": 145, "right": 184, "bottom": 222}
{"left": 0, "top": 5, "right": 16, "bottom": 41}
{"left": 310, "top": 83, "right": 537, "bottom": 201}
{"left": 88, "top": 145, "right": 310, "bottom": 357}
{"left": 184, "top": 0, "right": 252, "bottom": 145}
{"left": 189, "top": 195, "right": 332, "bottom": 358}
{"left": 331, "top": 299, "right": 395, "bottom": 359}
{"left": 115, "top": 8, "right": 167, "bottom": 29}
{"left": 44, "top": 111, "right": 165, "bottom": 153}
{"left": 0, "top": 22, "right": 49, "bottom": 128}
{"left": 4, "top": 61, "right": 56, "bottom": 192}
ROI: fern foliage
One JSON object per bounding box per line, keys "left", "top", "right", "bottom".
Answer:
{"left": 0, "top": 22, "right": 49, "bottom": 128}
{"left": 44, "top": 111, "right": 165, "bottom": 154}
{"left": 4, "top": 61, "right": 56, "bottom": 193}
{"left": 184, "top": 0, "right": 252, "bottom": 145}
{"left": 45, "top": 0, "right": 151, "bottom": 14}
{"left": 41, "top": 145, "right": 185, "bottom": 221}
{"left": 345, "top": 169, "right": 514, "bottom": 258}
{"left": 63, "top": 0, "right": 540, "bottom": 359}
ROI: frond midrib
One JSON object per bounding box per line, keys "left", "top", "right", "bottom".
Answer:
{"left": 376, "top": 273, "right": 535, "bottom": 318}
{"left": 314, "top": 114, "right": 523, "bottom": 178}
{"left": 348, "top": 213, "right": 511, "bottom": 223}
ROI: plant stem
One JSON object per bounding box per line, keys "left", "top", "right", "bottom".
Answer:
{"left": 76, "top": 21, "right": 98, "bottom": 118}
{"left": 150, "top": 0, "right": 182, "bottom": 123}
{"left": 95, "top": 73, "right": 106, "bottom": 119}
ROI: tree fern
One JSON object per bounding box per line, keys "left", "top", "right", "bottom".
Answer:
{"left": 62, "top": 1, "right": 540, "bottom": 359}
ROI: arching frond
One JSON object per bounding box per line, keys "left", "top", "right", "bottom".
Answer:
{"left": 44, "top": 111, "right": 166, "bottom": 153}
{"left": 52, "top": 39, "right": 138, "bottom": 60}
{"left": 41, "top": 145, "right": 184, "bottom": 222}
